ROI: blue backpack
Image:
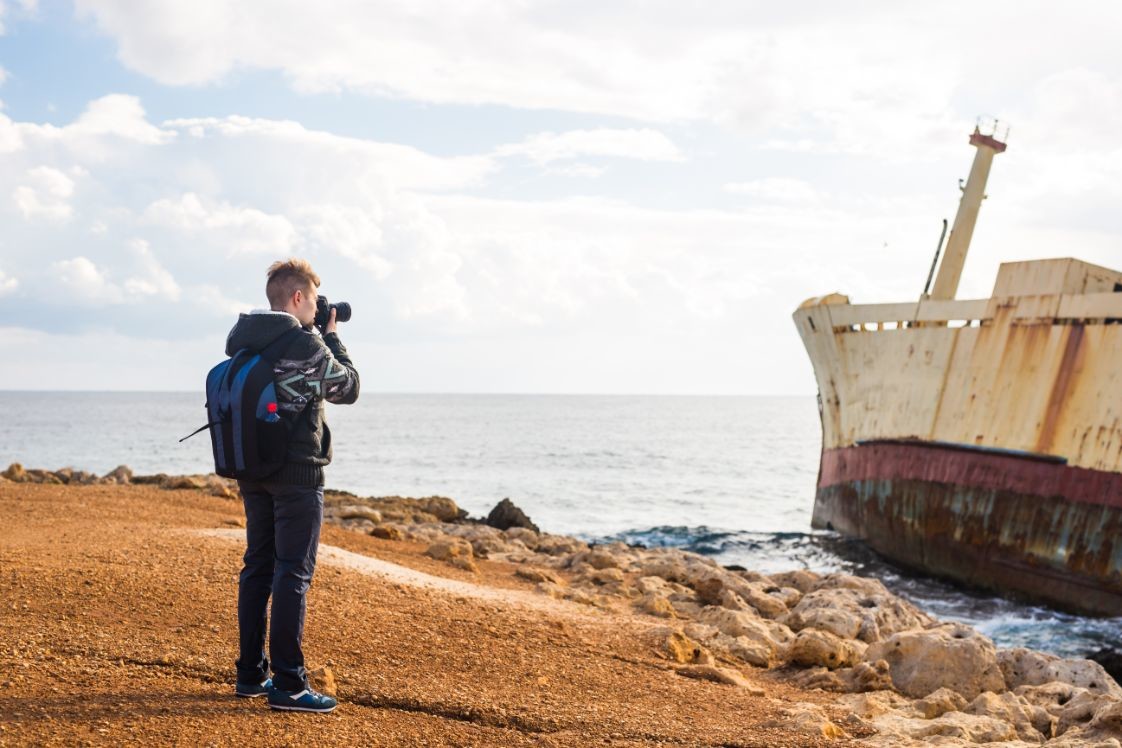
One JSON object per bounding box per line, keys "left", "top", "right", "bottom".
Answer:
{"left": 181, "top": 327, "right": 302, "bottom": 480}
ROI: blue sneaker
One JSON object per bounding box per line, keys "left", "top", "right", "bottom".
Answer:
{"left": 235, "top": 677, "right": 272, "bottom": 698}
{"left": 267, "top": 686, "right": 337, "bottom": 713}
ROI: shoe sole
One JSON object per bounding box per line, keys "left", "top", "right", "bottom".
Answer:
{"left": 235, "top": 691, "right": 269, "bottom": 698}
{"left": 268, "top": 703, "right": 337, "bottom": 713}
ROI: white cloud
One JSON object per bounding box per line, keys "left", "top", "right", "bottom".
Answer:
{"left": 0, "top": 266, "right": 17, "bottom": 296}
{"left": 13, "top": 165, "right": 75, "bottom": 220}
{"left": 143, "top": 193, "right": 297, "bottom": 255}
{"left": 496, "top": 128, "right": 683, "bottom": 165}
{"left": 725, "top": 178, "right": 820, "bottom": 203}
{"left": 52, "top": 256, "right": 124, "bottom": 304}
{"left": 122, "top": 238, "right": 180, "bottom": 301}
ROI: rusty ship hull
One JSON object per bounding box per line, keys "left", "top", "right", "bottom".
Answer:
{"left": 796, "top": 258, "right": 1122, "bottom": 614}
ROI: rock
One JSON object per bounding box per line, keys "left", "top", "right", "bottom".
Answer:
{"left": 1090, "top": 648, "right": 1122, "bottom": 688}
{"left": 307, "top": 665, "right": 337, "bottom": 697}
{"left": 161, "top": 475, "right": 205, "bottom": 490}
{"left": 534, "top": 535, "right": 588, "bottom": 556}
{"left": 469, "top": 536, "right": 520, "bottom": 558}
{"left": 790, "top": 627, "right": 866, "bottom": 670}
{"left": 369, "top": 525, "right": 404, "bottom": 541}
{"left": 101, "top": 465, "right": 132, "bottom": 484}
{"left": 676, "top": 664, "right": 762, "bottom": 693}
{"left": 503, "top": 526, "right": 539, "bottom": 544}
{"left": 792, "top": 660, "right": 893, "bottom": 693}
{"left": 413, "top": 497, "right": 465, "bottom": 523}
{"left": 1, "top": 463, "right": 27, "bottom": 482}
{"left": 424, "top": 540, "right": 478, "bottom": 572}
{"left": 999, "top": 648, "right": 1122, "bottom": 698}
{"left": 865, "top": 623, "right": 1006, "bottom": 700}
{"left": 913, "top": 687, "right": 967, "bottom": 719}
{"left": 965, "top": 690, "right": 1054, "bottom": 741}
{"left": 204, "top": 474, "right": 237, "bottom": 499}
{"left": 837, "top": 691, "right": 912, "bottom": 720}
{"left": 876, "top": 710, "right": 1019, "bottom": 743}
{"left": 516, "top": 567, "right": 561, "bottom": 585}
{"left": 336, "top": 505, "right": 383, "bottom": 523}
{"left": 52, "top": 467, "right": 73, "bottom": 483}
{"left": 710, "top": 633, "right": 773, "bottom": 668}
{"left": 637, "top": 594, "right": 677, "bottom": 619}
{"left": 694, "top": 608, "right": 793, "bottom": 667}
{"left": 785, "top": 587, "right": 932, "bottom": 644}
{"left": 770, "top": 569, "right": 822, "bottom": 594}
{"left": 485, "top": 498, "right": 539, "bottom": 532}
{"left": 583, "top": 550, "right": 620, "bottom": 570}
{"left": 586, "top": 567, "right": 624, "bottom": 586}
{"left": 24, "top": 469, "right": 63, "bottom": 484}
{"left": 760, "top": 704, "right": 851, "bottom": 740}
{"left": 664, "top": 631, "right": 711, "bottom": 665}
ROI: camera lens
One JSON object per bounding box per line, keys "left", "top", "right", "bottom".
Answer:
{"left": 333, "top": 302, "right": 352, "bottom": 323}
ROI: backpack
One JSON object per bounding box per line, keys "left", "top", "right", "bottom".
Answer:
{"left": 181, "top": 327, "right": 302, "bottom": 480}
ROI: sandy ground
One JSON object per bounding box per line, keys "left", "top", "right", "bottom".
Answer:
{"left": 0, "top": 482, "right": 872, "bottom": 746}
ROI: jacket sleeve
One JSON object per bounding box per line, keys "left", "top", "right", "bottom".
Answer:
{"left": 272, "top": 331, "right": 360, "bottom": 410}
{"left": 319, "top": 332, "right": 360, "bottom": 404}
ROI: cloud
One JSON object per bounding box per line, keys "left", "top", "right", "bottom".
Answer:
{"left": 122, "top": 238, "right": 180, "bottom": 301}
{"left": 496, "top": 128, "right": 684, "bottom": 165}
{"left": 0, "top": 266, "right": 17, "bottom": 296}
{"left": 51, "top": 256, "right": 124, "bottom": 304}
{"left": 13, "top": 166, "right": 76, "bottom": 220}
{"left": 725, "top": 178, "right": 820, "bottom": 203}
{"left": 143, "top": 193, "right": 297, "bottom": 255}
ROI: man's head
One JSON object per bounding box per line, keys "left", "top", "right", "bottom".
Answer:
{"left": 266, "top": 258, "right": 321, "bottom": 327}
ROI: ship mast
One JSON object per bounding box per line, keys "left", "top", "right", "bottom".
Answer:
{"left": 928, "top": 119, "right": 1008, "bottom": 300}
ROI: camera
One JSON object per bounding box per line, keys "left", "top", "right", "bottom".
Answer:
{"left": 314, "top": 295, "right": 352, "bottom": 335}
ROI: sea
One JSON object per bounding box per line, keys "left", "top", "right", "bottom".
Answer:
{"left": 3, "top": 391, "right": 1116, "bottom": 659}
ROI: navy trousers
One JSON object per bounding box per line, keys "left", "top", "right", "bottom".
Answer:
{"left": 235, "top": 480, "right": 324, "bottom": 692}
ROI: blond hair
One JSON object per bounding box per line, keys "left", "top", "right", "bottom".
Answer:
{"left": 266, "top": 258, "right": 321, "bottom": 309}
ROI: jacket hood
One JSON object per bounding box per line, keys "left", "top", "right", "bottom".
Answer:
{"left": 225, "top": 310, "right": 303, "bottom": 356}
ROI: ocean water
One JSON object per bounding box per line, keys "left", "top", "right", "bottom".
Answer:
{"left": 1, "top": 391, "right": 1116, "bottom": 659}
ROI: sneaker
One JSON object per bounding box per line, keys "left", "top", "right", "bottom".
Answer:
{"left": 235, "top": 677, "right": 273, "bottom": 698}
{"left": 267, "top": 686, "right": 337, "bottom": 713}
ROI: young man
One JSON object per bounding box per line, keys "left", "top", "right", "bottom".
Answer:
{"left": 225, "top": 258, "right": 360, "bottom": 713}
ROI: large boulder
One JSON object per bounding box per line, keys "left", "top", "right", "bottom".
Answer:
{"left": 789, "top": 627, "right": 866, "bottom": 670}
{"left": 485, "top": 498, "right": 539, "bottom": 532}
{"left": 784, "top": 587, "right": 932, "bottom": 643}
{"left": 864, "top": 623, "right": 1006, "bottom": 700}
{"left": 999, "top": 648, "right": 1122, "bottom": 698}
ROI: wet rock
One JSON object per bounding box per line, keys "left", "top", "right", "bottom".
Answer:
{"left": 485, "top": 498, "right": 539, "bottom": 532}
{"left": 369, "top": 525, "right": 403, "bottom": 541}
{"left": 307, "top": 665, "right": 337, "bottom": 697}
{"left": 1090, "top": 648, "right": 1122, "bottom": 687}
{"left": 424, "top": 540, "right": 478, "bottom": 572}
{"left": 790, "top": 627, "right": 866, "bottom": 670}
{"left": 865, "top": 623, "right": 1006, "bottom": 700}
{"left": 999, "top": 648, "right": 1122, "bottom": 698}
{"left": 516, "top": 567, "right": 561, "bottom": 585}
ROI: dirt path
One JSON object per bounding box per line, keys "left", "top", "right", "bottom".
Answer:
{"left": 0, "top": 483, "right": 868, "bottom": 746}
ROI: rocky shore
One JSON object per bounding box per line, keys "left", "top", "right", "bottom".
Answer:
{"left": 3, "top": 463, "right": 1122, "bottom": 746}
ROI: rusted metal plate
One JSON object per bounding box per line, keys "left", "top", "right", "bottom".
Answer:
{"left": 815, "top": 443, "right": 1122, "bottom": 616}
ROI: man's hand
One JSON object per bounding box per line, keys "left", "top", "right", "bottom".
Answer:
{"left": 324, "top": 307, "right": 338, "bottom": 335}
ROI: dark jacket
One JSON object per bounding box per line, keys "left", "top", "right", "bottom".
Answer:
{"left": 226, "top": 310, "right": 360, "bottom": 486}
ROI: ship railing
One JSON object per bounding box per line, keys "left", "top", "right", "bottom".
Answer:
{"left": 827, "top": 298, "right": 989, "bottom": 332}
{"left": 823, "top": 293, "right": 1122, "bottom": 333}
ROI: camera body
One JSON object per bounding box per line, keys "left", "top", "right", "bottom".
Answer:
{"left": 314, "top": 295, "right": 352, "bottom": 335}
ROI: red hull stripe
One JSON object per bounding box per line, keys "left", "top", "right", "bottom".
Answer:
{"left": 820, "top": 442, "right": 1122, "bottom": 509}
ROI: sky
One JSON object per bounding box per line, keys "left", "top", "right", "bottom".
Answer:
{"left": 1, "top": 1, "right": 1121, "bottom": 394}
